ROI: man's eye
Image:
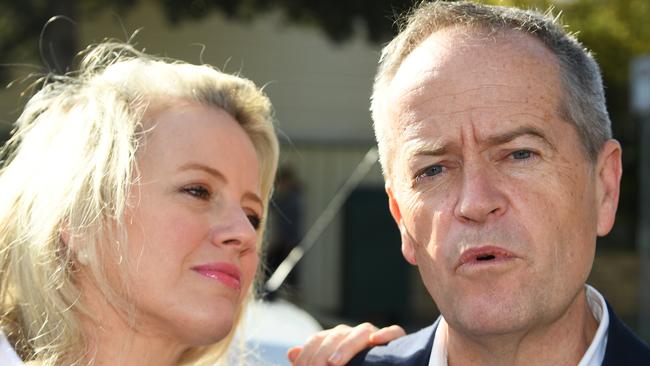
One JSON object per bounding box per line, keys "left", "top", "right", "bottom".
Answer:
{"left": 417, "top": 165, "right": 444, "bottom": 179}
{"left": 510, "top": 150, "right": 533, "bottom": 160}
{"left": 247, "top": 214, "right": 261, "bottom": 230}
{"left": 183, "top": 186, "right": 210, "bottom": 199}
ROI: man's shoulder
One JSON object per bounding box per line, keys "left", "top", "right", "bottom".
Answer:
{"left": 347, "top": 321, "right": 438, "bottom": 366}
{"left": 602, "top": 303, "right": 650, "bottom": 366}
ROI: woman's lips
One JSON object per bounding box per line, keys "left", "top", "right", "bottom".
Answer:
{"left": 456, "top": 246, "right": 518, "bottom": 272}
{"left": 192, "top": 262, "right": 241, "bottom": 290}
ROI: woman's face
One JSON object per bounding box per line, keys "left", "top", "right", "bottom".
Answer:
{"left": 121, "top": 101, "right": 262, "bottom": 346}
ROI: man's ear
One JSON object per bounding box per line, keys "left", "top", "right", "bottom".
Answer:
{"left": 595, "top": 139, "right": 622, "bottom": 236}
{"left": 387, "top": 184, "right": 417, "bottom": 266}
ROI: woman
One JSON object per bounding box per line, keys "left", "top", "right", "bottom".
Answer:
{"left": 0, "top": 41, "right": 278, "bottom": 365}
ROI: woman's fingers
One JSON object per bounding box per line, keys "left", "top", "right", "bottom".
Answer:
{"left": 292, "top": 325, "right": 351, "bottom": 366}
{"left": 325, "top": 322, "right": 378, "bottom": 365}
{"left": 369, "top": 325, "right": 406, "bottom": 345}
{"left": 287, "top": 346, "right": 302, "bottom": 364}
{"left": 288, "top": 323, "right": 406, "bottom": 366}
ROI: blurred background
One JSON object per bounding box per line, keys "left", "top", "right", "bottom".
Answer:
{"left": 0, "top": 0, "right": 648, "bottom": 350}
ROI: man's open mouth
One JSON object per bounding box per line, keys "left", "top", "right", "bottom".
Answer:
{"left": 457, "top": 246, "right": 517, "bottom": 269}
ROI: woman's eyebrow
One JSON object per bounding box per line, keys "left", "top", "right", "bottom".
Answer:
{"left": 177, "top": 162, "right": 226, "bottom": 182}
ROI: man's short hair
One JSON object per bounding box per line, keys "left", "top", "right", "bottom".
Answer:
{"left": 371, "top": 1, "right": 612, "bottom": 178}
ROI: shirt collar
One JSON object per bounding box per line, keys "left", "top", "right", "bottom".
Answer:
{"left": 428, "top": 285, "right": 609, "bottom": 366}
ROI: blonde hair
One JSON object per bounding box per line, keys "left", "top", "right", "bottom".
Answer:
{"left": 0, "top": 42, "right": 279, "bottom": 365}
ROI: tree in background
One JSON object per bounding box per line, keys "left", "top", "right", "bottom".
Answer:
{"left": 0, "top": 0, "right": 139, "bottom": 78}
{"left": 0, "top": 0, "right": 648, "bottom": 247}
{"left": 159, "top": 0, "right": 650, "bottom": 250}
{"left": 476, "top": 0, "right": 650, "bottom": 250}
{"left": 1, "top": 0, "right": 647, "bottom": 101}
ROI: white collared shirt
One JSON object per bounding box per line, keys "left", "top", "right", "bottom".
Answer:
{"left": 428, "top": 285, "right": 609, "bottom": 366}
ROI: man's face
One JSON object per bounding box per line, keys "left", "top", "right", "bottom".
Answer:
{"left": 384, "top": 29, "right": 621, "bottom": 336}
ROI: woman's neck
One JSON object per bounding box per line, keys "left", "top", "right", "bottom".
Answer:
{"left": 79, "top": 282, "right": 189, "bottom": 366}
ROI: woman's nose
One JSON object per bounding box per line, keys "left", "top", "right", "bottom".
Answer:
{"left": 209, "top": 206, "right": 258, "bottom": 250}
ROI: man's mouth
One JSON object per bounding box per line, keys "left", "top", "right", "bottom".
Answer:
{"left": 456, "top": 246, "right": 518, "bottom": 272}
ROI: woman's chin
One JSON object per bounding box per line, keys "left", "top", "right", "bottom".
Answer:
{"left": 197, "top": 320, "right": 234, "bottom": 345}
{"left": 143, "top": 302, "right": 240, "bottom": 366}
{"left": 175, "top": 306, "right": 237, "bottom": 346}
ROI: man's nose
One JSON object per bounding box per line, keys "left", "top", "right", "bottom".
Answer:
{"left": 209, "top": 206, "right": 258, "bottom": 251}
{"left": 453, "top": 162, "right": 508, "bottom": 224}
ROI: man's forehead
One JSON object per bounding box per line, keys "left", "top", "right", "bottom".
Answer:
{"left": 387, "top": 28, "right": 559, "bottom": 103}
{"left": 382, "top": 27, "right": 566, "bottom": 176}
{"left": 387, "top": 30, "right": 561, "bottom": 116}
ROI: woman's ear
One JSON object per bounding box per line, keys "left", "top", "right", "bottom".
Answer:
{"left": 60, "top": 226, "right": 70, "bottom": 246}
{"left": 61, "top": 225, "right": 90, "bottom": 265}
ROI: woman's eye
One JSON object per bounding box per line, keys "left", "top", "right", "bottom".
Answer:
{"left": 416, "top": 165, "right": 444, "bottom": 180}
{"left": 510, "top": 150, "right": 534, "bottom": 160}
{"left": 247, "top": 214, "right": 261, "bottom": 230}
{"left": 183, "top": 186, "right": 210, "bottom": 199}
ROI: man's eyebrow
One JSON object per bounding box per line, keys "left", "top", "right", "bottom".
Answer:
{"left": 484, "top": 126, "right": 555, "bottom": 150}
{"left": 407, "top": 138, "right": 449, "bottom": 158}
{"left": 178, "top": 162, "right": 264, "bottom": 207}
{"left": 405, "top": 126, "right": 554, "bottom": 158}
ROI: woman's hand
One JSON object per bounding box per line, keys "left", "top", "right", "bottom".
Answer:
{"left": 287, "top": 323, "right": 405, "bottom": 366}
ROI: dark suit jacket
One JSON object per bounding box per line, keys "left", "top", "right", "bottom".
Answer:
{"left": 348, "top": 304, "right": 650, "bottom": 365}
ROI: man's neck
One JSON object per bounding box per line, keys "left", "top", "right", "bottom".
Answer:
{"left": 446, "top": 289, "right": 599, "bottom": 366}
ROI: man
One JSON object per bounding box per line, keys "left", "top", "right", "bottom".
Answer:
{"left": 289, "top": 1, "right": 650, "bottom": 365}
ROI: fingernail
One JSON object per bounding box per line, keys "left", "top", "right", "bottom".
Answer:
{"left": 287, "top": 348, "right": 298, "bottom": 362}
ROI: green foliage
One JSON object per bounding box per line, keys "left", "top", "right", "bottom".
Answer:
{"left": 478, "top": 0, "right": 649, "bottom": 250}
{"left": 158, "top": 0, "right": 414, "bottom": 42}
{"left": 481, "top": 0, "right": 650, "bottom": 85}
{"left": 2, "top": 0, "right": 647, "bottom": 84}
{"left": 0, "top": 0, "right": 137, "bottom": 78}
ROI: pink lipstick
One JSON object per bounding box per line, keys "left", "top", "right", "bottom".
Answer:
{"left": 192, "top": 262, "right": 241, "bottom": 290}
